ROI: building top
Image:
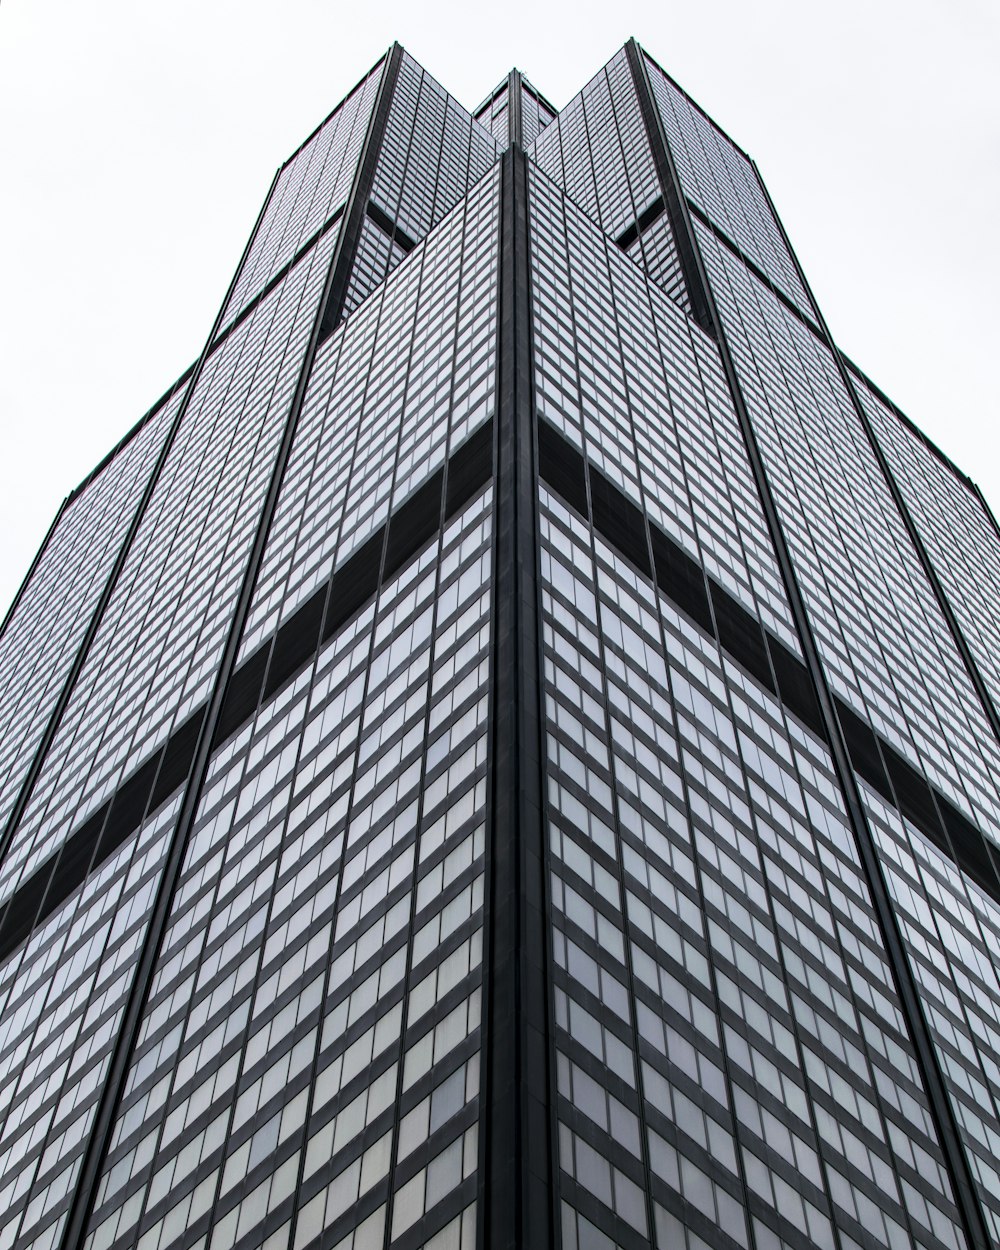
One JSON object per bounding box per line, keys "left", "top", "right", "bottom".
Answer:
{"left": 58, "top": 42, "right": 980, "bottom": 521}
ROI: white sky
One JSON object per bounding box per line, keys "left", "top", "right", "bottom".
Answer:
{"left": 1, "top": 0, "right": 997, "bottom": 617}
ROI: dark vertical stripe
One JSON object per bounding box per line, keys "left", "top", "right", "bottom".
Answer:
{"left": 318, "top": 45, "right": 405, "bottom": 343}
{"left": 625, "top": 40, "right": 715, "bottom": 339}
{"left": 628, "top": 36, "right": 992, "bottom": 1250}
{"left": 57, "top": 46, "right": 403, "bottom": 1250}
{"left": 482, "top": 145, "right": 553, "bottom": 1250}
{"left": 508, "top": 68, "right": 523, "bottom": 150}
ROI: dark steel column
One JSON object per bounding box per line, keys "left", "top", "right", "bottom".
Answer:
{"left": 625, "top": 41, "right": 714, "bottom": 339}
{"left": 507, "top": 69, "right": 523, "bottom": 151}
{"left": 627, "top": 36, "right": 991, "bottom": 1250}
{"left": 482, "top": 144, "right": 554, "bottom": 1250}
{"left": 318, "top": 44, "right": 404, "bottom": 342}
{"left": 58, "top": 45, "right": 404, "bottom": 1250}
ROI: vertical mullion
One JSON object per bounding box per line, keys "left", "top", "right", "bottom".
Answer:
{"left": 319, "top": 45, "right": 404, "bottom": 343}
{"left": 482, "top": 144, "right": 553, "bottom": 1250}
{"left": 507, "top": 69, "right": 523, "bottom": 151}
{"left": 624, "top": 41, "right": 714, "bottom": 339}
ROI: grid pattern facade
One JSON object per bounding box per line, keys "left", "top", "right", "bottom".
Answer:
{"left": 528, "top": 52, "right": 689, "bottom": 318}
{"left": 2, "top": 230, "right": 339, "bottom": 908}
{"left": 219, "top": 59, "right": 384, "bottom": 332}
{"left": 2, "top": 38, "right": 1000, "bottom": 1250}
{"left": 642, "top": 54, "right": 813, "bottom": 318}
{"left": 343, "top": 54, "right": 499, "bottom": 320}
{"left": 474, "top": 76, "right": 556, "bottom": 151}
{"left": 529, "top": 168, "right": 969, "bottom": 1250}
{"left": 0, "top": 383, "right": 179, "bottom": 837}
{"left": 473, "top": 82, "right": 511, "bottom": 153}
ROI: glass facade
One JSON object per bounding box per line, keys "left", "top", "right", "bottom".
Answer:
{"left": 2, "top": 38, "right": 998, "bottom": 1250}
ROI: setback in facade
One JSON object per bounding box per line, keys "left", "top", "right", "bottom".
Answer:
{"left": 2, "top": 38, "right": 1000, "bottom": 1250}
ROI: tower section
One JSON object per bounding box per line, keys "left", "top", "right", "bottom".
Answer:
{"left": 1, "top": 39, "right": 1000, "bottom": 1250}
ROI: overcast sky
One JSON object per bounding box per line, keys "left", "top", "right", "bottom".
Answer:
{"left": 1, "top": 0, "right": 997, "bottom": 616}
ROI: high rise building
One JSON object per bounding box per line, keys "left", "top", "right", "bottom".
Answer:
{"left": 2, "top": 36, "right": 1000, "bottom": 1250}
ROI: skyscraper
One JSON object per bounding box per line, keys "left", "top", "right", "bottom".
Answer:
{"left": 2, "top": 35, "right": 1000, "bottom": 1250}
